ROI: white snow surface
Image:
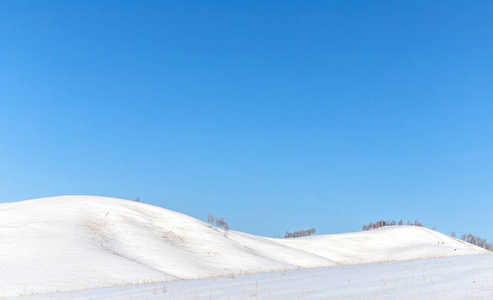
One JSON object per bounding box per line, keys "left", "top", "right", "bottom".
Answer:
{"left": 13, "top": 254, "right": 493, "bottom": 299}
{"left": 0, "top": 196, "right": 486, "bottom": 298}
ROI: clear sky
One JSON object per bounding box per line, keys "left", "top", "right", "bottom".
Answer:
{"left": 1, "top": 1, "right": 492, "bottom": 240}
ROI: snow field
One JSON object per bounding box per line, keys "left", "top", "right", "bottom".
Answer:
{"left": 11, "top": 253, "right": 493, "bottom": 299}
{"left": 0, "top": 196, "right": 486, "bottom": 298}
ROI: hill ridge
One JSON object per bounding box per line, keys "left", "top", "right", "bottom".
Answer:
{"left": 0, "top": 196, "right": 485, "bottom": 297}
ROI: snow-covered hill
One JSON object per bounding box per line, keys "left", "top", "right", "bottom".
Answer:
{"left": 0, "top": 196, "right": 485, "bottom": 297}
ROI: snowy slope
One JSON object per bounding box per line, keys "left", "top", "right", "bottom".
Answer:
{"left": 0, "top": 196, "right": 486, "bottom": 297}
{"left": 273, "top": 225, "right": 479, "bottom": 264}
{"left": 14, "top": 253, "right": 493, "bottom": 300}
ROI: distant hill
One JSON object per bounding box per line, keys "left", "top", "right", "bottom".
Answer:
{"left": 0, "top": 196, "right": 485, "bottom": 297}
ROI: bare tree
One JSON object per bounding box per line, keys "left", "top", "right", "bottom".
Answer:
{"left": 224, "top": 222, "right": 229, "bottom": 236}
{"left": 451, "top": 232, "right": 456, "bottom": 238}
{"left": 284, "top": 228, "right": 317, "bottom": 238}
{"left": 460, "top": 233, "right": 492, "bottom": 251}
{"left": 135, "top": 197, "right": 140, "bottom": 202}
{"left": 208, "top": 214, "right": 214, "bottom": 228}
{"left": 398, "top": 219, "right": 403, "bottom": 226}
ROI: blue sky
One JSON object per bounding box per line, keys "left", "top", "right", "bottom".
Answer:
{"left": 1, "top": 1, "right": 492, "bottom": 240}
